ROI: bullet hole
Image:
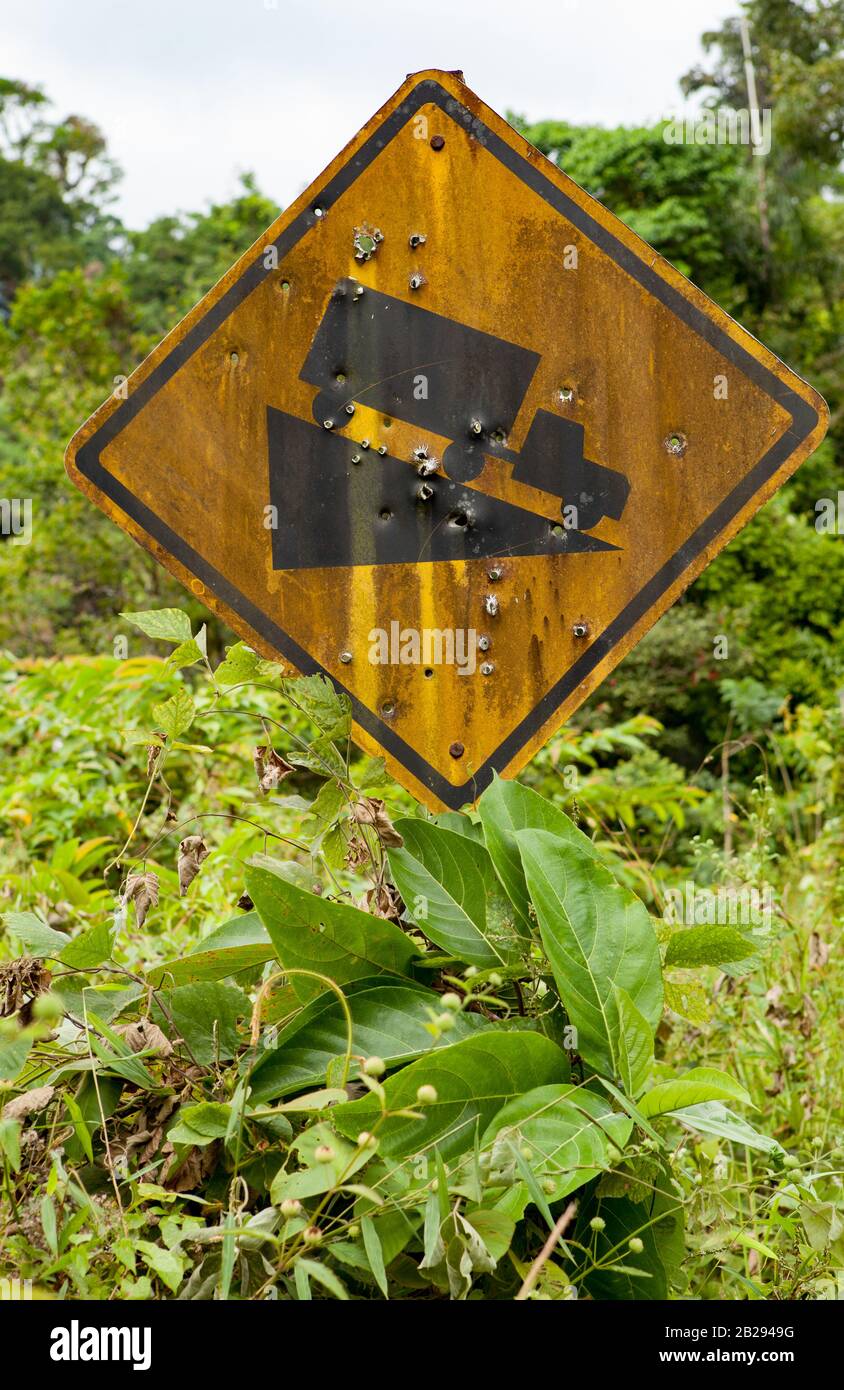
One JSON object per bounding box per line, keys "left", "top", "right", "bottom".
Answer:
{"left": 449, "top": 510, "right": 469, "bottom": 528}
{"left": 480, "top": 662, "right": 494, "bottom": 676}
{"left": 550, "top": 523, "right": 565, "bottom": 537}
{"left": 383, "top": 417, "right": 392, "bottom": 428}
{"left": 409, "top": 232, "right": 427, "bottom": 248}
{"left": 279, "top": 279, "right": 290, "bottom": 293}
{"left": 559, "top": 386, "right": 575, "bottom": 404}
{"left": 424, "top": 668, "right": 434, "bottom": 679}
{"left": 430, "top": 135, "right": 445, "bottom": 150}
{"left": 484, "top": 594, "right": 500, "bottom": 616}
{"left": 323, "top": 418, "right": 335, "bottom": 430}
{"left": 572, "top": 621, "right": 590, "bottom": 639}
{"left": 469, "top": 418, "right": 483, "bottom": 436}
{"left": 229, "top": 350, "right": 239, "bottom": 365}
{"left": 353, "top": 226, "right": 382, "bottom": 261}
{"left": 361, "top": 439, "right": 370, "bottom": 450}
{"left": 664, "top": 431, "right": 688, "bottom": 457}
{"left": 478, "top": 636, "right": 491, "bottom": 652}
{"left": 345, "top": 402, "right": 356, "bottom": 416}
{"left": 417, "top": 483, "right": 434, "bottom": 502}
{"left": 488, "top": 566, "right": 503, "bottom": 581}
{"left": 314, "top": 206, "right": 325, "bottom": 219}
{"left": 379, "top": 508, "right": 393, "bottom": 521}
{"left": 381, "top": 700, "right": 396, "bottom": 718}
{"left": 351, "top": 453, "right": 362, "bottom": 464}
{"left": 491, "top": 428, "right": 506, "bottom": 444}
{"left": 377, "top": 444, "right": 387, "bottom": 455}
{"left": 335, "top": 371, "right": 346, "bottom": 384}
{"left": 449, "top": 741, "right": 465, "bottom": 758}
{"left": 339, "top": 650, "right": 352, "bottom": 664}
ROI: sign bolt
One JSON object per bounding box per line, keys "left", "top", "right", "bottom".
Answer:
{"left": 339, "top": 651, "right": 352, "bottom": 664}
{"left": 484, "top": 594, "right": 500, "bottom": 617}
{"left": 430, "top": 135, "right": 445, "bottom": 150}
{"left": 449, "top": 741, "right": 464, "bottom": 759}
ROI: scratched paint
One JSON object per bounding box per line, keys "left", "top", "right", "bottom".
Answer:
{"left": 65, "top": 69, "right": 828, "bottom": 811}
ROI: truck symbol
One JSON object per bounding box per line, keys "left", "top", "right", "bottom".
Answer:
{"left": 299, "top": 278, "right": 629, "bottom": 532}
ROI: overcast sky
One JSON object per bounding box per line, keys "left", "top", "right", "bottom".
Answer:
{"left": 3, "top": 0, "right": 739, "bottom": 228}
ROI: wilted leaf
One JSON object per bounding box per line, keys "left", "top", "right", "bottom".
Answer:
{"left": 178, "top": 835, "right": 209, "bottom": 896}
{"left": 352, "top": 798, "right": 403, "bottom": 847}
{"left": 253, "top": 745, "right": 295, "bottom": 794}
{"left": 2, "top": 1084, "right": 55, "bottom": 1121}
{"left": 122, "top": 872, "right": 159, "bottom": 929}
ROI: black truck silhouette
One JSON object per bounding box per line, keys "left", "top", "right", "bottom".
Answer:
{"left": 299, "top": 278, "right": 629, "bottom": 532}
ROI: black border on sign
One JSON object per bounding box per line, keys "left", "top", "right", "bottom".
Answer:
{"left": 76, "top": 80, "right": 820, "bottom": 810}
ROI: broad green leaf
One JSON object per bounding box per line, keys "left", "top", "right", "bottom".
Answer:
{"left": 135, "top": 1240, "right": 186, "bottom": 1292}
{"left": 168, "top": 1101, "right": 233, "bottom": 1147}
{"left": 152, "top": 687, "right": 195, "bottom": 739}
{"left": 165, "top": 638, "right": 203, "bottom": 672}
{"left": 431, "top": 812, "right": 484, "bottom": 842}
{"left": 147, "top": 912, "right": 274, "bottom": 987}
{"left": 388, "top": 819, "right": 523, "bottom": 968}
{"left": 270, "top": 1122, "right": 369, "bottom": 1202}
{"left": 664, "top": 925, "right": 757, "bottom": 968}
{"left": 612, "top": 986, "right": 654, "bottom": 1097}
{"left": 214, "top": 641, "right": 279, "bottom": 686}
{"left": 153, "top": 982, "right": 248, "bottom": 1065}
{"left": 120, "top": 608, "right": 193, "bottom": 643}
{"left": 515, "top": 829, "right": 662, "bottom": 1081}
{"left": 360, "top": 1215, "right": 388, "bottom": 1297}
{"left": 663, "top": 978, "right": 712, "bottom": 1024}
{"left": 638, "top": 1068, "right": 753, "bottom": 1118}
{"left": 246, "top": 861, "right": 420, "bottom": 1003}
{"left": 59, "top": 920, "right": 113, "bottom": 970}
{"left": 295, "top": 1259, "right": 348, "bottom": 1300}
{"left": 3, "top": 911, "right": 68, "bottom": 958}
{"left": 669, "top": 1102, "right": 784, "bottom": 1154}
{"left": 578, "top": 1179, "right": 684, "bottom": 1300}
{"left": 283, "top": 673, "right": 351, "bottom": 738}
{"left": 333, "top": 1032, "right": 569, "bottom": 1160}
{"left": 483, "top": 1083, "right": 633, "bottom": 1203}
{"left": 478, "top": 775, "right": 602, "bottom": 934}
{"left": 249, "top": 981, "right": 493, "bottom": 1101}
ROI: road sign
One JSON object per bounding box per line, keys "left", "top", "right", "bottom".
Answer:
{"left": 66, "top": 69, "right": 828, "bottom": 811}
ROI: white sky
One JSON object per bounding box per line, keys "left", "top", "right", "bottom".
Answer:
{"left": 2, "top": 0, "right": 739, "bottom": 228}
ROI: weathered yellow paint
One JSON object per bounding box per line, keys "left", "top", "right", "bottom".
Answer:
{"left": 66, "top": 69, "right": 828, "bottom": 811}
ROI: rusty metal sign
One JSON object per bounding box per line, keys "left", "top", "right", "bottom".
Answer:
{"left": 66, "top": 69, "right": 828, "bottom": 811}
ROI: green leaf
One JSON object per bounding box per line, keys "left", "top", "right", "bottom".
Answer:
{"left": 147, "top": 912, "right": 274, "bottom": 986}
{"left": 333, "top": 1032, "right": 569, "bottom": 1160}
{"left": 3, "top": 911, "right": 68, "bottom": 958}
{"left": 249, "top": 981, "right": 493, "bottom": 1101}
{"left": 246, "top": 861, "right": 420, "bottom": 1004}
{"left": 664, "top": 924, "right": 758, "bottom": 968}
{"left": 168, "top": 1101, "right": 233, "bottom": 1147}
{"left": 270, "top": 1122, "right": 369, "bottom": 1202}
{"left": 483, "top": 1083, "right": 633, "bottom": 1203}
{"left": 388, "top": 819, "right": 523, "bottom": 968}
{"left": 612, "top": 986, "right": 654, "bottom": 1097}
{"left": 120, "top": 608, "right": 193, "bottom": 643}
{"left": 361, "top": 1215, "right": 388, "bottom": 1297}
{"left": 0, "top": 1117, "right": 22, "bottom": 1172}
{"left": 638, "top": 1068, "right": 753, "bottom": 1118}
{"left": 135, "top": 1240, "right": 186, "bottom": 1292}
{"left": 669, "top": 1102, "right": 784, "bottom": 1154}
{"left": 515, "top": 829, "right": 663, "bottom": 1081}
{"left": 165, "top": 638, "right": 204, "bottom": 672}
{"left": 152, "top": 687, "right": 195, "bottom": 739}
{"left": 214, "top": 641, "right": 278, "bottom": 686}
{"left": 579, "top": 1178, "right": 684, "bottom": 1300}
{"left": 295, "top": 1258, "right": 348, "bottom": 1300}
{"left": 478, "top": 775, "right": 602, "bottom": 934}
{"left": 0, "top": 1035, "right": 32, "bottom": 1083}
{"left": 663, "top": 978, "right": 712, "bottom": 1024}
{"left": 59, "top": 919, "right": 113, "bottom": 970}
{"left": 283, "top": 674, "right": 351, "bottom": 738}
{"left": 153, "top": 982, "right": 248, "bottom": 1065}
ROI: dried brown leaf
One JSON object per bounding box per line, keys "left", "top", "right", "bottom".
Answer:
{"left": 177, "top": 835, "right": 210, "bottom": 896}
{"left": 352, "top": 796, "right": 403, "bottom": 847}
{"left": 253, "top": 745, "right": 294, "bottom": 794}
{"left": 2, "top": 1084, "right": 55, "bottom": 1121}
{"left": 122, "top": 871, "right": 159, "bottom": 929}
